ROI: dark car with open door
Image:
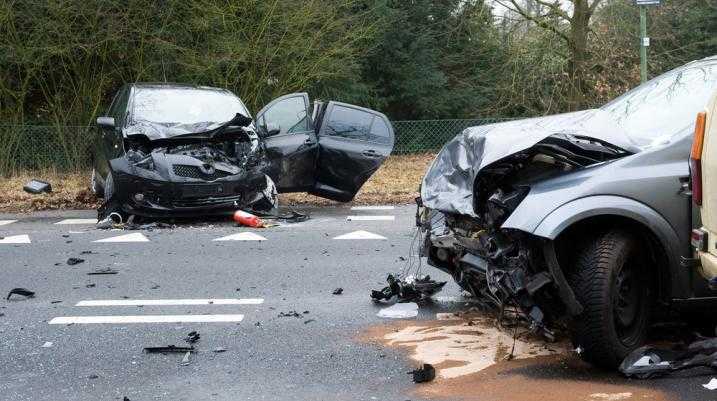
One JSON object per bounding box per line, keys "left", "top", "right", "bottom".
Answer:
{"left": 92, "top": 83, "right": 394, "bottom": 219}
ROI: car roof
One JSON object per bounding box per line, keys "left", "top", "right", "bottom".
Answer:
{"left": 128, "top": 82, "right": 232, "bottom": 93}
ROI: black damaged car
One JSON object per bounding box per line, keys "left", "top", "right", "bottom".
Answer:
{"left": 91, "top": 83, "right": 394, "bottom": 218}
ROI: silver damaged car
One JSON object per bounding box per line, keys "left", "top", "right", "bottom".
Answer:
{"left": 418, "top": 55, "right": 717, "bottom": 368}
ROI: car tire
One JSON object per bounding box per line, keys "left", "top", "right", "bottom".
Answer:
{"left": 567, "top": 229, "right": 650, "bottom": 369}
{"left": 104, "top": 172, "right": 115, "bottom": 202}
{"left": 91, "top": 169, "right": 104, "bottom": 198}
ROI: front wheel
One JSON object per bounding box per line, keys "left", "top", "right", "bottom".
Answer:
{"left": 567, "top": 229, "right": 650, "bottom": 369}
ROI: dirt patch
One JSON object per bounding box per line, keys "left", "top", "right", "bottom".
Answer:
{"left": 361, "top": 318, "right": 674, "bottom": 401}
{"left": 0, "top": 153, "right": 435, "bottom": 213}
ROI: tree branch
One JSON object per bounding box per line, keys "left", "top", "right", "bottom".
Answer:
{"left": 495, "top": 0, "right": 571, "bottom": 43}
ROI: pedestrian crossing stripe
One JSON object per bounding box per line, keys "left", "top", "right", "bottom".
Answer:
{"left": 93, "top": 233, "right": 150, "bottom": 243}
{"left": 333, "top": 230, "right": 387, "bottom": 240}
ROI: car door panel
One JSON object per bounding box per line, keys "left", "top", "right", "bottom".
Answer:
{"left": 256, "top": 93, "right": 318, "bottom": 192}
{"left": 311, "top": 101, "right": 394, "bottom": 202}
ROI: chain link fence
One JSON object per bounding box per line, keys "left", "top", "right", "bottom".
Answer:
{"left": 0, "top": 118, "right": 510, "bottom": 174}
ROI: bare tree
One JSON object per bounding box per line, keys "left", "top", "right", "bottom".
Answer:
{"left": 495, "top": 0, "right": 604, "bottom": 109}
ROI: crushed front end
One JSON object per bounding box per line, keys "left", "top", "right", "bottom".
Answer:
{"left": 101, "top": 118, "right": 276, "bottom": 219}
{"left": 418, "top": 120, "right": 635, "bottom": 339}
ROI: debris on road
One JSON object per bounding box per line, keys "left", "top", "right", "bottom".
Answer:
{"left": 408, "top": 364, "right": 435, "bottom": 383}
{"left": 703, "top": 378, "right": 717, "bottom": 390}
{"left": 212, "top": 347, "right": 227, "bottom": 353}
{"left": 143, "top": 345, "right": 195, "bottom": 354}
{"left": 87, "top": 268, "right": 119, "bottom": 275}
{"left": 180, "top": 351, "right": 191, "bottom": 366}
{"left": 253, "top": 209, "right": 310, "bottom": 224}
{"left": 41, "top": 341, "right": 53, "bottom": 348}
{"left": 620, "top": 338, "right": 717, "bottom": 379}
{"left": 67, "top": 257, "right": 85, "bottom": 265}
{"left": 233, "top": 210, "right": 267, "bottom": 228}
{"left": 23, "top": 179, "right": 52, "bottom": 194}
{"left": 332, "top": 288, "right": 343, "bottom": 295}
{"left": 377, "top": 302, "right": 419, "bottom": 319}
{"left": 371, "top": 274, "right": 446, "bottom": 303}
{"left": 304, "top": 319, "right": 316, "bottom": 324}
{"left": 6, "top": 288, "right": 35, "bottom": 300}
{"left": 278, "top": 310, "right": 306, "bottom": 318}
{"left": 184, "top": 331, "right": 201, "bottom": 344}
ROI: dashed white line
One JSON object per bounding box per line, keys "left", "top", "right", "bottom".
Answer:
{"left": 346, "top": 215, "right": 395, "bottom": 221}
{"left": 0, "top": 220, "right": 17, "bottom": 226}
{"left": 350, "top": 206, "right": 395, "bottom": 211}
{"left": 49, "top": 314, "right": 245, "bottom": 324}
{"left": 334, "top": 230, "right": 387, "bottom": 240}
{"left": 0, "top": 234, "right": 31, "bottom": 244}
{"left": 76, "top": 298, "right": 264, "bottom": 307}
{"left": 213, "top": 232, "right": 267, "bottom": 241}
{"left": 94, "top": 233, "right": 149, "bottom": 243}
{"left": 55, "top": 218, "right": 97, "bottom": 225}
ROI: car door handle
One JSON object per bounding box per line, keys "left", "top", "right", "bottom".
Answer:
{"left": 362, "top": 149, "right": 380, "bottom": 157}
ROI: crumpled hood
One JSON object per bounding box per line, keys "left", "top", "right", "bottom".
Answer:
{"left": 420, "top": 109, "right": 641, "bottom": 216}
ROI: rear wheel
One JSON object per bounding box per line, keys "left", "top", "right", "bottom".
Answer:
{"left": 567, "top": 229, "right": 650, "bottom": 369}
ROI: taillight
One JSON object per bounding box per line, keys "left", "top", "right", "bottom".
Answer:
{"left": 692, "top": 228, "right": 708, "bottom": 251}
{"left": 691, "top": 112, "right": 707, "bottom": 206}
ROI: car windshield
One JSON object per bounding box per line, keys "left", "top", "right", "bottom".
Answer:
{"left": 131, "top": 87, "right": 250, "bottom": 126}
{"left": 601, "top": 59, "right": 717, "bottom": 145}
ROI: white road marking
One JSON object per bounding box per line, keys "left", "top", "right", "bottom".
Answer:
{"left": 0, "top": 220, "right": 17, "bottom": 226}
{"left": 49, "top": 314, "right": 245, "bottom": 324}
{"left": 0, "top": 234, "right": 31, "bottom": 244}
{"left": 94, "top": 233, "right": 149, "bottom": 243}
{"left": 346, "top": 215, "right": 395, "bottom": 221}
{"left": 350, "top": 206, "right": 395, "bottom": 211}
{"left": 333, "top": 230, "right": 387, "bottom": 240}
{"left": 55, "top": 218, "right": 97, "bottom": 225}
{"left": 76, "top": 298, "right": 264, "bottom": 307}
{"left": 213, "top": 232, "right": 267, "bottom": 241}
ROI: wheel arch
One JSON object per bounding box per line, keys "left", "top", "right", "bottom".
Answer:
{"left": 531, "top": 195, "right": 686, "bottom": 301}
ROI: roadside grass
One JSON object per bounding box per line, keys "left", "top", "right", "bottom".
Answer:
{"left": 0, "top": 153, "right": 435, "bottom": 213}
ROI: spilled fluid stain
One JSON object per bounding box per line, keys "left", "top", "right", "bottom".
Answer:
{"left": 384, "top": 317, "right": 564, "bottom": 378}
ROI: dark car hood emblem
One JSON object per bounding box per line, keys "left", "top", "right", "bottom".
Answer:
{"left": 200, "top": 164, "right": 216, "bottom": 175}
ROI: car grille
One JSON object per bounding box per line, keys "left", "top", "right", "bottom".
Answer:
{"left": 172, "top": 194, "right": 242, "bottom": 208}
{"left": 173, "top": 165, "right": 231, "bottom": 181}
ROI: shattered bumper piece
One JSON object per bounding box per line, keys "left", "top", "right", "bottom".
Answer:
{"left": 620, "top": 339, "right": 717, "bottom": 379}
{"left": 371, "top": 274, "right": 446, "bottom": 303}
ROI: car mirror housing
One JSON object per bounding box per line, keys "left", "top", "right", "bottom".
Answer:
{"left": 97, "top": 116, "right": 116, "bottom": 130}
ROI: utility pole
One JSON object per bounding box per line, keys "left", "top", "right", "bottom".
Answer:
{"left": 634, "top": 1, "right": 660, "bottom": 83}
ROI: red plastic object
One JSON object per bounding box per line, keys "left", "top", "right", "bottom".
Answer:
{"left": 233, "top": 210, "right": 264, "bottom": 227}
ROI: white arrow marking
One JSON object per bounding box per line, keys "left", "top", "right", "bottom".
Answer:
{"left": 55, "top": 218, "right": 98, "bottom": 225}
{"left": 0, "top": 220, "right": 17, "bottom": 226}
{"left": 76, "top": 298, "right": 264, "bottom": 307}
{"left": 350, "top": 206, "right": 395, "bottom": 211}
{"left": 333, "top": 230, "right": 387, "bottom": 240}
{"left": 213, "top": 232, "right": 267, "bottom": 241}
{"left": 346, "top": 215, "right": 395, "bottom": 221}
{"left": 49, "top": 314, "right": 245, "bottom": 324}
{"left": 0, "top": 234, "right": 31, "bottom": 244}
{"left": 94, "top": 233, "right": 149, "bottom": 243}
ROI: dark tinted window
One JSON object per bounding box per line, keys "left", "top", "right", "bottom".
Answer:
{"left": 262, "top": 96, "right": 310, "bottom": 136}
{"left": 325, "top": 105, "right": 373, "bottom": 141}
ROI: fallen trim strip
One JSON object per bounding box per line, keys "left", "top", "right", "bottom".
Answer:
{"left": 49, "top": 314, "right": 245, "bottom": 324}
{"left": 346, "top": 215, "right": 395, "bottom": 221}
{"left": 75, "top": 298, "right": 264, "bottom": 306}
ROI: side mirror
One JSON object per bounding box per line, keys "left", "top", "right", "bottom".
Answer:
{"left": 96, "top": 116, "right": 116, "bottom": 130}
{"left": 265, "top": 122, "right": 281, "bottom": 137}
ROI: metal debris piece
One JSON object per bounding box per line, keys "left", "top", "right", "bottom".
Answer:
{"left": 620, "top": 339, "right": 717, "bottom": 379}
{"left": 6, "top": 288, "right": 35, "bottom": 300}
{"left": 87, "top": 268, "right": 119, "bottom": 275}
{"left": 212, "top": 347, "right": 227, "bottom": 353}
{"left": 23, "top": 179, "right": 52, "bottom": 194}
{"left": 304, "top": 319, "right": 316, "bottom": 324}
{"left": 184, "top": 331, "right": 201, "bottom": 344}
{"left": 332, "top": 288, "right": 344, "bottom": 295}
{"left": 143, "top": 345, "right": 194, "bottom": 354}
{"left": 371, "top": 274, "right": 446, "bottom": 302}
{"left": 180, "top": 351, "right": 191, "bottom": 366}
{"left": 408, "top": 364, "right": 435, "bottom": 383}
{"left": 278, "top": 310, "right": 302, "bottom": 318}
{"left": 67, "top": 258, "right": 85, "bottom": 266}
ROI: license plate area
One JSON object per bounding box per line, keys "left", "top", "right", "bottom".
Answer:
{"left": 181, "top": 184, "right": 226, "bottom": 198}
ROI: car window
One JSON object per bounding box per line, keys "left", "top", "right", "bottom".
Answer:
{"left": 368, "top": 117, "right": 391, "bottom": 144}
{"left": 113, "top": 88, "right": 131, "bottom": 125}
{"left": 262, "top": 96, "right": 310, "bottom": 136}
{"left": 601, "top": 61, "right": 717, "bottom": 145}
{"left": 324, "top": 105, "right": 374, "bottom": 142}
{"left": 131, "top": 87, "right": 249, "bottom": 125}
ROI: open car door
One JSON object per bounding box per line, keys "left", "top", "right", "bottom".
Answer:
{"left": 255, "top": 93, "right": 318, "bottom": 192}
{"left": 310, "top": 101, "right": 395, "bottom": 202}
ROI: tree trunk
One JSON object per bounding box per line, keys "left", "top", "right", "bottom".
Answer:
{"left": 568, "top": 0, "right": 591, "bottom": 110}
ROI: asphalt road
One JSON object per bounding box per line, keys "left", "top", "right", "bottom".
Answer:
{"left": 0, "top": 205, "right": 715, "bottom": 401}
